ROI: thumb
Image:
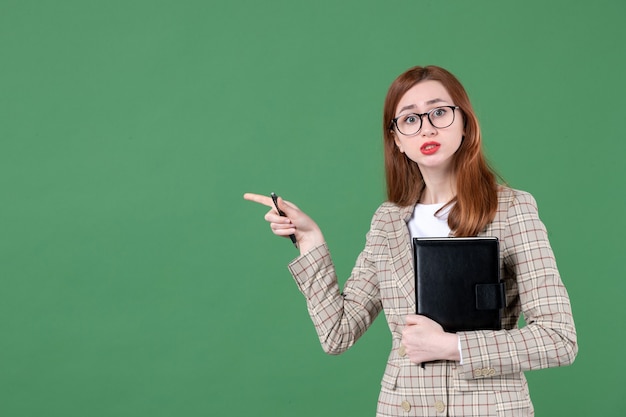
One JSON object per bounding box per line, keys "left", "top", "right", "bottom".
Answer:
{"left": 277, "top": 196, "right": 299, "bottom": 216}
{"left": 405, "top": 315, "right": 421, "bottom": 326}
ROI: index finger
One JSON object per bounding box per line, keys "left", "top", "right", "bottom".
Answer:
{"left": 243, "top": 193, "right": 274, "bottom": 208}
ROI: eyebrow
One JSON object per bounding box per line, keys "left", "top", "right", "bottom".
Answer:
{"left": 397, "top": 98, "right": 447, "bottom": 114}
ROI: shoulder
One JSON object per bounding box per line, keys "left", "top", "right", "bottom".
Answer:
{"left": 494, "top": 186, "right": 546, "bottom": 236}
{"left": 497, "top": 186, "right": 538, "bottom": 212}
{"left": 367, "top": 201, "right": 413, "bottom": 232}
{"left": 373, "top": 201, "right": 413, "bottom": 221}
{"left": 375, "top": 201, "right": 405, "bottom": 214}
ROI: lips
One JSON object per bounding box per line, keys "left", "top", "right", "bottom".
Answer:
{"left": 420, "top": 142, "right": 441, "bottom": 155}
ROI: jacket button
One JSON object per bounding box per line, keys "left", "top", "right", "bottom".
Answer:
{"left": 401, "top": 401, "right": 411, "bottom": 412}
{"left": 473, "top": 368, "right": 483, "bottom": 378}
{"left": 398, "top": 345, "right": 406, "bottom": 357}
{"left": 434, "top": 400, "right": 446, "bottom": 413}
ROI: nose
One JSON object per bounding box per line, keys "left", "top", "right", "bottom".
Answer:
{"left": 420, "top": 118, "right": 437, "bottom": 136}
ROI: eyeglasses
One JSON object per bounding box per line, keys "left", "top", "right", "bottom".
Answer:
{"left": 391, "top": 106, "right": 460, "bottom": 136}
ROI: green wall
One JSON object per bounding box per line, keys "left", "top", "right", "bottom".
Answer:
{"left": 2, "top": 1, "right": 624, "bottom": 416}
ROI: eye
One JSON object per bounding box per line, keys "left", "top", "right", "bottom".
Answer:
{"left": 403, "top": 114, "right": 420, "bottom": 125}
{"left": 431, "top": 107, "right": 448, "bottom": 118}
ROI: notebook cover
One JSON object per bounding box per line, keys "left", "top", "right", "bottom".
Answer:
{"left": 413, "top": 237, "right": 502, "bottom": 333}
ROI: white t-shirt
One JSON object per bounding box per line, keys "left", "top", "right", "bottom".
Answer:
{"left": 407, "top": 202, "right": 452, "bottom": 238}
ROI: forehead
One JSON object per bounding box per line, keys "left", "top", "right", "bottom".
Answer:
{"left": 395, "top": 80, "right": 453, "bottom": 113}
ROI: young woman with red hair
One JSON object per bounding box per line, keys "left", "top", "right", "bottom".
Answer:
{"left": 244, "top": 66, "right": 577, "bottom": 417}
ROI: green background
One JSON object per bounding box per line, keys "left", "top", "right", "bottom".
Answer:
{"left": 1, "top": 1, "right": 624, "bottom": 416}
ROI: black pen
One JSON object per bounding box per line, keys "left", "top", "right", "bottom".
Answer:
{"left": 271, "top": 192, "right": 298, "bottom": 248}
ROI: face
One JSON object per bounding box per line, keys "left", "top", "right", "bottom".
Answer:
{"left": 392, "top": 80, "right": 464, "bottom": 174}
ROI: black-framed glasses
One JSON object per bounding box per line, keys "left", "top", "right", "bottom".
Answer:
{"left": 390, "top": 106, "right": 460, "bottom": 136}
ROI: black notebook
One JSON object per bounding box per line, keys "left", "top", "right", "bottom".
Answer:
{"left": 413, "top": 237, "right": 505, "bottom": 333}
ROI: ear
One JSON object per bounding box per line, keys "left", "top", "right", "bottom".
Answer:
{"left": 392, "top": 132, "right": 405, "bottom": 153}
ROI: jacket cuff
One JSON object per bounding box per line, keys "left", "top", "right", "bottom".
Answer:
{"left": 287, "top": 243, "right": 330, "bottom": 290}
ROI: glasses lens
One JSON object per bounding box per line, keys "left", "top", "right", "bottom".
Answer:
{"left": 429, "top": 106, "right": 455, "bottom": 129}
{"left": 396, "top": 114, "right": 422, "bottom": 135}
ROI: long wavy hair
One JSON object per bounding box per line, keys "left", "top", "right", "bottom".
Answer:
{"left": 383, "top": 65, "right": 498, "bottom": 237}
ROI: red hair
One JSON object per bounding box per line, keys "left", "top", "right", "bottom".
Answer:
{"left": 383, "top": 66, "right": 498, "bottom": 237}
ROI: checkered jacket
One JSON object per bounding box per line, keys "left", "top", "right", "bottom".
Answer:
{"left": 288, "top": 187, "right": 577, "bottom": 416}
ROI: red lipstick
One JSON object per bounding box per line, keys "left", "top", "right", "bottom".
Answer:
{"left": 420, "top": 142, "right": 441, "bottom": 155}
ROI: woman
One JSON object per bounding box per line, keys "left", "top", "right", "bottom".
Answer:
{"left": 244, "top": 65, "right": 577, "bottom": 416}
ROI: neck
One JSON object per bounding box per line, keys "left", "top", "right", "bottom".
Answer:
{"left": 419, "top": 169, "right": 456, "bottom": 204}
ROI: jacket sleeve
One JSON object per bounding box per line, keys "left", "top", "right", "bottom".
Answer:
{"left": 287, "top": 211, "right": 385, "bottom": 355}
{"left": 457, "top": 191, "right": 578, "bottom": 379}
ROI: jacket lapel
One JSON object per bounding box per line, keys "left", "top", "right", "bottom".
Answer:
{"left": 388, "top": 205, "right": 416, "bottom": 309}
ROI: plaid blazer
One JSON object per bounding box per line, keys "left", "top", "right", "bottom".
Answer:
{"left": 288, "top": 187, "right": 577, "bottom": 417}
